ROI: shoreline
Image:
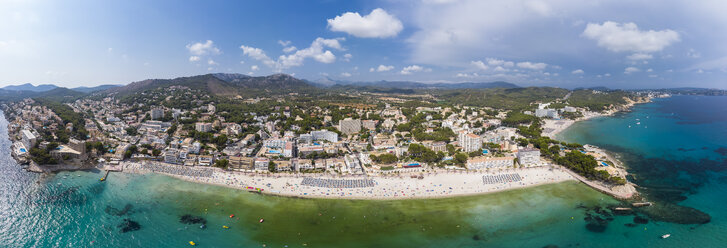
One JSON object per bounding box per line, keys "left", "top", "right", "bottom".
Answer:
{"left": 118, "top": 161, "right": 576, "bottom": 200}
{"left": 542, "top": 98, "right": 653, "bottom": 200}
{"left": 543, "top": 97, "right": 653, "bottom": 139}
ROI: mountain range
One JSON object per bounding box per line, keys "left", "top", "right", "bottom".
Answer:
{"left": 0, "top": 83, "right": 121, "bottom": 93}
{"left": 312, "top": 76, "right": 519, "bottom": 89}
{"left": 2, "top": 73, "right": 723, "bottom": 103}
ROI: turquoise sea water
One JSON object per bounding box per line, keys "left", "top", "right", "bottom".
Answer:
{"left": 1, "top": 95, "right": 725, "bottom": 247}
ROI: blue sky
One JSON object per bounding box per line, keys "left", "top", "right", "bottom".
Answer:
{"left": 1, "top": 0, "right": 726, "bottom": 89}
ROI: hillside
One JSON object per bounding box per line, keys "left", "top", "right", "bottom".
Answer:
{"left": 1, "top": 83, "right": 58, "bottom": 92}
{"left": 72, "top": 84, "right": 121, "bottom": 93}
{"left": 0, "top": 87, "right": 87, "bottom": 103}
{"left": 105, "top": 73, "right": 317, "bottom": 98}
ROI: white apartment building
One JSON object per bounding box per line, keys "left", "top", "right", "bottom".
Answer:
{"left": 517, "top": 148, "right": 541, "bottom": 166}
{"left": 458, "top": 131, "right": 482, "bottom": 152}
{"left": 195, "top": 122, "right": 212, "bottom": 132}
{"left": 466, "top": 156, "right": 514, "bottom": 170}
{"left": 338, "top": 118, "right": 361, "bottom": 135}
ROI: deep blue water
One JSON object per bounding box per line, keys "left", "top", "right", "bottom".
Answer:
{"left": 559, "top": 95, "right": 727, "bottom": 239}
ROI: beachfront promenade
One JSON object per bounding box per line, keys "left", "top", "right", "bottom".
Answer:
{"left": 121, "top": 161, "right": 576, "bottom": 199}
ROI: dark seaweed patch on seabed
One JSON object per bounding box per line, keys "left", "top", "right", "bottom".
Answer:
{"left": 595, "top": 143, "right": 722, "bottom": 224}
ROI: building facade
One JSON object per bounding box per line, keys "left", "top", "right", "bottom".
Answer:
{"left": 195, "top": 122, "right": 212, "bottom": 132}
{"left": 517, "top": 148, "right": 541, "bottom": 166}
{"left": 466, "top": 156, "right": 515, "bottom": 170}
{"left": 338, "top": 118, "right": 361, "bottom": 135}
{"left": 458, "top": 132, "right": 482, "bottom": 152}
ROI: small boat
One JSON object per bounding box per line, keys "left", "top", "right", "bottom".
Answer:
{"left": 100, "top": 177, "right": 105, "bottom": 181}
{"left": 189, "top": 241, "right": 196, "bottom": 246}
{"left": 199, "top": 224, "right": 206, "bottom": 229}
{"left": 636, "top": 122, "right": 641, "bottom": 125}
{"left": 662, "top": 234, "right": 671, "bottom": 239}
{"left": 223, "top": 225, "right": 229, "bottom": 229}
{"left": 259, "top": 218, "right": 264, "bottom": 223}
{"left": 229, "top": 214, "right": 235, "bottom": 218}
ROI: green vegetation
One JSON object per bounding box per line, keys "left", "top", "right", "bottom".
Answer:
{"left": 29, "top": 146, "right": 58, "bottom": 165}
{"left": 35, "top": 98, "right": 88, "bottom": 140}
{"left": 215, "top": 159, "right": 229, "bottom": 169}
{"left": 370, "top": 153, "right": 398, "bottom": 164}
{"left": 560, "top": 111, "right": 583, "bottom": 120}
{"left": 125, "top": 127, "right": 138, "bottom": 136}
{"left": 515, "top": 122, "right": 624, "bottom": 185}
{"left": 268, "top": 161, "right": 276, "bottom": 172}
{"left": 554, "top": 151, "right": 625, "bottom": 185}
{"left": 407, "top": 143, "right": 444, "bottom": 163}
{"left": 438, "top": 87, "right": 569, "bottom": 110}
{"left": 503, "top": 111, "right": 539, "bottom": 127}
{"left": 567, "top": 89, "right": 629, "bottom": 111}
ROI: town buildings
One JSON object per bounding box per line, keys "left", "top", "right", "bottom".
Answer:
{"left": 195, "top": 122, "right": 212, "bottom": 132}
{"left": 466, "top": 156, "right": 515, "bottom": 170}
{"left": 338, "top": 118, "right": 361, "bottom": 135}
{"left": 458, "top": 131, "right": 482, "bottom": 152}
{"left": 517, "top": 148, "right": 541, "bottom": 166}
{"left": 150, "top": 108, "right": 164, "bottom": 120}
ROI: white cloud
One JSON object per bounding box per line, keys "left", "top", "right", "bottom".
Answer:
{"left": 571, "top": 69, "right": 584, "bottom": 74}
{"left": 646, "top": 68, "right": 653, "bottom": 72}
{"left": 240, "top": 45, "right": 276, "bottom": 67}
{"left": 604, "top": 73, "right": 611, "bottom": 77}
{"left": 687, "top": 48, "right": 701, "bottom": 58}
{"left": 343, "top": 53, "right": 353, "bottom": 61}
{"left": 240, "top": 37, "right": 344, "bottom": 71}
{"left": 189, "top": 56, "right": 200, "bottom": 62}
{"left": 493, "top": 66, "right": 507, "bottom": 72}
{"left": 456, "top": 72, "right": 480, "bottom": 78}
{"left": 627, "top": 53, "right": 653, "bottom": 60}
{"left": 207, "top": 59, "right": 217, "bottom": 65}
{"left": 278, "top": 37, "right": 344, "bottom": 68}
{"left": 340, "top": 72, "right": 352, "bottom": 77}
{"left": 471, "top": 60, "right": 489, "bottom": 70}
{"left": 283, "top": 46, "right": 297, "bottom": 53}
{"left": 186, "top": 40, "right": 220, "bottom": 56}
{"left": 376, "top": 64, "right": 394, "bottom": 72}
{"left": 278, "top": 40, "right": 291, "bottom": 47}
{"left": 624, "top": 66, "right": 641, "bottom": 74}
{"left": 327, "top": 8, "right": 403, "bottom": 38}
{"left": 582, "top": 21, "right": 680, "bottom": 53}
{"left": 251, "top": 65, "right": 259, "bottom": 71}
{"left": 485, "top": 58, "right": 515, "bottom": 67}
{"left": 369, "top": 68, "right": 375, "bottom": 72}
{"left": 516, "top": 61, "right": 547, "bottom": 70}
{"left": 400, "top": 65, "right": 430, "bottom": 75}
{"left": 525, "top": 0, "right": 552, "bottom": 16}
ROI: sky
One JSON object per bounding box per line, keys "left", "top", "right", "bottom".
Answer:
{"left": 1, "top": 0, "right": 726, "bottom": 89}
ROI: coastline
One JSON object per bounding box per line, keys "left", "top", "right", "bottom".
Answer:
{"left": 544, "top": 97, "right": 652, "bottom": 139}
{"left": 2, "top": 98, "right": 650, "bottom": 202}
{"left": 118, "top": 161, "right": 576, "bottom": 200}
{"left": 542, "top": 97, "right": 653, "bottom": 200}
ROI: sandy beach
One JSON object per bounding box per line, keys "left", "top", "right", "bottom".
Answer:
{"left": 120, "top": 161, "right": 576, "bottom": 200}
